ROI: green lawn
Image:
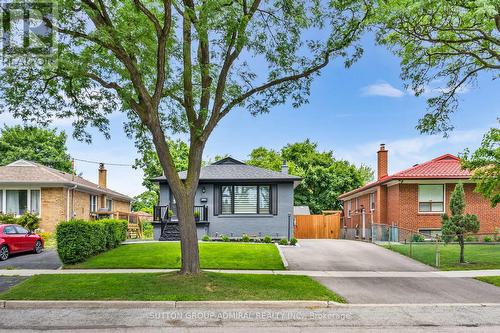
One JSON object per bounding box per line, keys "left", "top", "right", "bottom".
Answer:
{"left": 67, "top": 242, "right": 285, "bottom": 270}
{"left": 0, "top": 272, "right": 344, "bottom": 302}
{"left": 476, "top": 276, "right": 500, "bottom": 287}
{"left": 384, "top": 243, "right": 500, "bottom": 270}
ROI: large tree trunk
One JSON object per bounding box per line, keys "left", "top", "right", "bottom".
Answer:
{"left": 176, "top": 193, "right": 200, "bottom": 274}
{"left": 459, "top": 235, "right": 465, "bottom": 263}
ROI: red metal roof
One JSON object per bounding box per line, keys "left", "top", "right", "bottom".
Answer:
{"left": 338, "top": 154, "right": 470, "bottom": 199}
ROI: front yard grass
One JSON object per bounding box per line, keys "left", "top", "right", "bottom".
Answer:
{"left": 476, "top": 276, "right": 500, "bottom": 287}
{"left": 67, "top": 242, "right": 285, "bottom": 270}
{"left": 0, "top": 272, "right": 344, "bottom": 302}
{"left": 383, "top": 243, "right": 500, "bottom": 270}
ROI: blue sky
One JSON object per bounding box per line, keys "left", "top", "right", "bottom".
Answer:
{"left": 1, "top": 35, "right": 497, "bottom": 196}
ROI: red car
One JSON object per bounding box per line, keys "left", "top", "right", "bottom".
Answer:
{"left": 0, "top": 224, "right": 44, "bottom": 261}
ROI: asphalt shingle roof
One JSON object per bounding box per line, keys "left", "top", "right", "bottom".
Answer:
{"left": 0, "top": 160, "right": 132, "bottom": 201}
{"left": 153, "top": 157, "right": 301, "bottom": 182}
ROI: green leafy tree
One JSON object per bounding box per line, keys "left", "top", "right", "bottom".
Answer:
{"left": 442, "top": 182, "right": 480, "bottom": 264}
{"left": 133, "top": 139, "right": 190, "bottom": 192}
{"left": 0, "top": 125, "right": 72, "bottom": 173}
{"left": 0, "top": 1, "right": 373, "bottom": 274}
{"left": 131, "top": 191, "right": 159, "bottom": 214}
{"left": 247, "top": 140, "right": 373, "bottom": 213}
{"left": 374, "top": 0, "right": 500, "bottom": 134}
{"left": 461, "top": 124, "right": 500, "bottom": 207}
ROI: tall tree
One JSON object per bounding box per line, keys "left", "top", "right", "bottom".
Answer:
{"left": 0, "top": 1, "right": 372, "bottom": 274}
{"left": 131, "top": 190, "right": 159, "bottom": 214}
{"left": 441, "top": 182, "right": 480, "bottom": 264}
{"left": 247, "top": 140, "right": 373, "bottom": 212}
{"left": 461, "top": 123, "right": 500, "bottom": 207}
{"left": 134, "top": 139, "right": 190, "bottom": 192}
{"left": 0, "top": 125, "right": 72, "bottom": 173}
{"left": 374, "top": 0, "right": 500, "bottom": 134}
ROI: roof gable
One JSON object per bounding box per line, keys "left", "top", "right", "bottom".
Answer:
{"left": 211, "top": 157, "right": 245, "bottom": 165}
{"left": 392, "top": 154, "right": 469, "bottom": 179}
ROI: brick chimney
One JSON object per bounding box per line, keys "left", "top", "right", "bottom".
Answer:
{"left": 98, "top": 163, "right": 107, "bottom": 188}
{"left": 281, "top": 160, "right": 289, "bottom": 174}
{"left": 377, "top": 144, "right": 388, "bottom": 180}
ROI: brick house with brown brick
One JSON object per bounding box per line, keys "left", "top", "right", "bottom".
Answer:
{"left": 339, "top": 144, "right": 499, "bottom": 239}
{"left": 0, "top": 160, "right": 132, "bottom": 232}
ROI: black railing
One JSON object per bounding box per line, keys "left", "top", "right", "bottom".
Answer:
{"left": 194, "top": 205, "right": 209, "bottom": 222}
{"left": 153, "top": 205, "right": 208, "bottom": 222}
{"left": 153, "top": 205, "right": 170, "bottom": 222}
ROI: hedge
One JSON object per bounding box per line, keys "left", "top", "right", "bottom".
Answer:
{"left": 56, "top": 219, "right": 128, "bottom": 264}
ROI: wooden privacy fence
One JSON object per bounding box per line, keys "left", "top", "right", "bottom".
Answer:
{"left": 294, "top": 213, "right": 341, "bottom": 239}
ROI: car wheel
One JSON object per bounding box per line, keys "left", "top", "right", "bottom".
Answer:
{"left": 34, "top": 240, "right": 43, "bottom": 254}
{"left": 0, "top": 245, "right": 9, "bottom": 261}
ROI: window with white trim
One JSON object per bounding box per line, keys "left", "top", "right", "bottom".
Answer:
{"left": 370, "top": 192, "right": 375, "bottom": 211}
{"left": 418, "top": 184, "right": 444, "bottom": 213}
{"left": 347, "top": 200, "right": 352, "bottom": 218}
{"left": 90, "top": 195, "right": 98, "bottom": 212}
{"left": 0, "top": 189, "right": 41, "bottom": 216}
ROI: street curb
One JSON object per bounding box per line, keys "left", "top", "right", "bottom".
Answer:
{"left": 275, "top": 243, "right": 289, "bottom": 269}
{"left": 175, "top": 301, "right": 328, "bottom": 308}
{"left": 0, "top": 300, "right": 331, "bottom": 309}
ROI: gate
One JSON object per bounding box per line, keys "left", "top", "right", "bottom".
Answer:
{"left": 294, "top": 213, "right": 341, "bottom": 239}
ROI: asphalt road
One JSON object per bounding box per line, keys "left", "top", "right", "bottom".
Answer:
{"left": 283, "top": 240, "right": 500, "bottom": 303}
{"left": 0, "top": 249, "right": 61, "bottom": 270}
{"left": 0, "top": 304, "right": 499, "bottom": 332}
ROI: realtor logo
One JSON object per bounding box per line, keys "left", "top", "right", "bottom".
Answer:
{"left": 1, "top": 1, "right": 55, "bottom": 57}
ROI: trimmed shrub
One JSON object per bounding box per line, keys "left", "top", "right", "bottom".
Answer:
{"left": 56, "top": 219, "right": 128, "bottom": 264}
{"left": 411, "top": 234, "right": 425, "bottom": 242}
{"left": 202, "top": 235, "right": 210, "bottom": 241}
{"left": 221, "top": 234, "right": 230, "bottom": 242}
{"left": 241, "top": 234, "right": 250, "bottom": 242}
{"left": 17, "top": 212, "right": 41, "bottom": 231}
{"left": 263, "top": 235, "right": 272, "bottom": 243}
{"left": 465, "top": 235, "right": 478, "bottom": 242}
{"left": 484, "top": 236, "right": 492, "bottom": 242}
{"left": 289, "top": 238, "right": 298, "bottom": 246}
{"left": 0, "top": 213, "right": 18, "bottom": 224}
{"left": 279, "top": 239, "right": 289, "bottom": 245}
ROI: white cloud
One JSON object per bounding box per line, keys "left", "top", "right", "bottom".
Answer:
{"left": 336, "top": 128, "right": 486, "bottom": 177}
{"left": 361, "top": 82, "right": 405, "bottom": 98}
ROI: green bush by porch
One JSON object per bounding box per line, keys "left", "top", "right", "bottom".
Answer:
{"left": 0, "top": 272, "right": 344, "bottom": 302}
{"left": 383, "top": 243, "right": 500, "bottom": 270}
{"left": 66, "top": 242, "right": 285, "bottom": 270}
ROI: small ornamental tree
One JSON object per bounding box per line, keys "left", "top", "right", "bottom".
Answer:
{"left": 441, "top": 182, "right": 480, "bottom": 264}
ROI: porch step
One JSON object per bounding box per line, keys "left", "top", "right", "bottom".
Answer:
{"left": 159, "top": 224, "right": 180, "bottom": 241}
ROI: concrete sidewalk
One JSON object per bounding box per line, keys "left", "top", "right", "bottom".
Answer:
{"left": 1, "top": 268, "right": 500, "bottom": 277}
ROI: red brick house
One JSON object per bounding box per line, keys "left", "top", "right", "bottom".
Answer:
{"left": 338, "top": 144, "right": 499, "bottom": 239}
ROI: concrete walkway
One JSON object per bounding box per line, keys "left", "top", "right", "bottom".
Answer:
{"left": 1, "top": 268, "right": 500, "bottom": 277}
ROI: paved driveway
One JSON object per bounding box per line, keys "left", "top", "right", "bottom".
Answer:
{"left": 0, "top": 249, "right": 61, "bottom": 270}
{"left": 282, "top": 240, "right": 500, "bottom": 304}
{"left": 281, "top": 239, "right": 433, "bottom": 271}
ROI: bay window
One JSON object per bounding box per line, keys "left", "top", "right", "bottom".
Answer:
{"left": 418, "top": 184, "right": 445, "bottom": 213}
{"left": 0, "top": 189, "right": 41, "bottom": 216}
{"left": 219, "top": 185, "right": 272, "bottom": 215}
